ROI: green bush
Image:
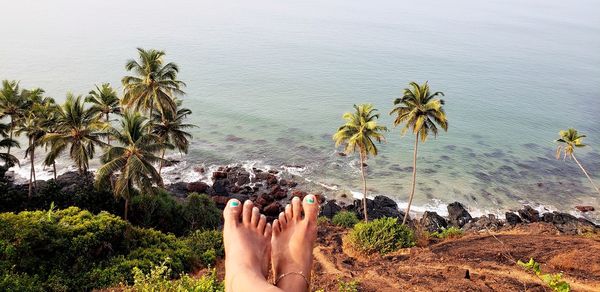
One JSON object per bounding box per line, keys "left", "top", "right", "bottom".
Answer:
{"left": 185, "top": 230, "right": 224, "bottom": 267}
{"left": 317, "top": 216, "right": 330, "bottom": 225}
{"left": 129, "top": 258, "right": 224, "bottom": 292}
{"left": 338, "top": 278, "right": 360, "bottom": 292}
{"left": 0, "top": 206, "right": 204, "bottom": 291}
{"left": 431, "top": 226, "right": 463, "bottom": 239}
{"left": 346, "top": 217, "right": 415, "bottom": 255}
{"left": 332, "top": 211, "right": 359, "bottom": 228}
{"left": 183, "top": 193, "right": 222, "bottom": 232}
{"left": 0, "top": 270, "right": 44, "bottom": 292}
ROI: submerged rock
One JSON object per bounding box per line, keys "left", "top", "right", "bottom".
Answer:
{"left": 447, "top": 202, "right": 472, "bottom": 228}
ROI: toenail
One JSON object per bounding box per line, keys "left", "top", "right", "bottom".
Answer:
{"left": 292, "top": 196, "right": 300, "bottom": 202}
{"left": 307, "top": 196, "right": 315, "bottom": 204}
{"left": 230, "top": 201, "right": 239, "bottom": 207}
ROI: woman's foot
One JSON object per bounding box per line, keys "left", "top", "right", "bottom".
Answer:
{"left": 271, "top": 195, "right": 320, "bottom": 292}
{"left": 223, "top": 199, "right": 276, "bottom": 292}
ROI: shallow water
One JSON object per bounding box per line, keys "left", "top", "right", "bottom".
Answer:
{"left": 1, "top": 0, "right": 599, "bottom": 221}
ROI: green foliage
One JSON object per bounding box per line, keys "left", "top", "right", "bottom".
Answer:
{"left": 129, "top": 258, "right": 224, "bottom": 292}
{"left": 0, "top": 207, "right": 206, "bottom": 291}
{"left": 317, "top": 216, "right": 330, "bottom": 225}
{"left": 185, "top": 230, "right": 224, "bottom": 267}
{"left": 0, "top": 270, "right": 44, "bottom": 292}
{"left": 183, "top": 193, "right": 222, "bottom": 232}
{"left": 518, "top": 258, "right": 570, "bottom": 292}
{"left": 346, "top": 217, "right": 415, "bottom": 255}
{"left": 332, "top": 211, "right": 359, "bottom": 228}
{"left": 430, "top": 226, "right": 463, "bottom": 239}
{"left": 338, "top": 278, "right": 360, "bottom": 292}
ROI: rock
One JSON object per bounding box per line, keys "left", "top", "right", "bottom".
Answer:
{"left": 320, "top": 200, "right": 342, "bottom": 218}
{"left": 269, "top": 186, "right": 287, "bottom": 199}
{"left": 211, "top": 196, "right": 230, "bottom": 207}
{"left": 337, "top": 152, "right": 347, "bottom": 157}
{"left": 542, "top": 212, "right": 599, "bottom": 235}
{"left": 447, "top": 202, "right": 472, "bottom": 228}
{"left": 505, "top": 212, "right": 522, "bottom": 225}
{"left": 420, "top": 211, "right": 448, "bottom": 233}
{"left": 266, "top": 175, "right": 278, "bottom": 186}
{"left": 517, "top": 206, "right": 540, "bottom": 223}
{"left": 288, "top": 181, "right": 298, "bottom": 188}
{"left": 212, "top": 179, "right": 229, "bottom": 195}
{"left": 263, "top": 202, "right": 281, "bottom": 216}
{"left": 279, "top": 179, "right": 288, "bottom": 186}
{"left": 56, "top": 171, "right": 94, "bottom": 194}
{"left": 166, "top": 182, "right": 189, "bottom": 198}
{"left": 186, "top": 181, "right": 210, "bottom": 193}
{"left": 463, "top": 214, "right": 503, "bottom": 232}
{"left": 212, "top": 171, "right": 227, "bottom": 181}
{"left": 291, "top": 190, "right": 307, "bottom": 199}
{"left": 354, "top": 195, "right": 408, "bottom": 222}
{"left": 576, "top": 205, "right": 595, "bottom": 212}
{"left": 194, "top": 166, "right": 205, "bottom": 173}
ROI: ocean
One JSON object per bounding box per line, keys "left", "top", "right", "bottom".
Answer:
{"left": 1, "top": 0, "right": 599, "bottom": 222}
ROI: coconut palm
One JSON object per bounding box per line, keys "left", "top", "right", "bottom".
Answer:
{"left": 95, "top": 111, "right": 170, "bottom": 220}
{"left": 390, "top": 81, "right": 448, "bottom": 225}
{"left": 37, "top": 100, "right": 61, "bottom": 180}
{"left": 555, "top": 128, "right": 600, "bottom": 195}
{"left": 333, "top": 104, "right": 387, "bottom": 221}
{"left": 43, "top": 93, "right": 106, "bottom": 175}
{"left": 121, "top": 48, "right": 185, "bottom": 119}
{"left": 0, "top": 80, "right": 29, "bottom": 154}
{"left": 151, "top": 104, "right": 195, "bottom": 175}
{"left": 0, "top": 123, "right": 19, "bottom": 167}
{"left": 86, "top": 83, "right": 120, "bottom": 145}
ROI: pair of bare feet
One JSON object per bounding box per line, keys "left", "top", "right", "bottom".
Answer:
{"left": 223, "top": 195, "right": 319, "bottom": 292}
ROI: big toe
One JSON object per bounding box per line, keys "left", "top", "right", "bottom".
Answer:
{"left": 302, "top": 194, "right": 320, "bottom": 222}
{"left": 223, "top": 199, "right": 242, "bottom": 226}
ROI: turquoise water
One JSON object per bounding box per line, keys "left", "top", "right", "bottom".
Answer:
{"left": 1, "top": 0, "right": 599, "bottom": 221}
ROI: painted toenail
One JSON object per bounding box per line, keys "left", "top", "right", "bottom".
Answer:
{"left": 230, "top": 201, "right": 239, "bottom": 207}
{"left": 307, "top": 197, "right": 315, "bottom": 204}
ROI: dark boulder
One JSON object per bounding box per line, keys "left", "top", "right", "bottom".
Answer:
{"left": 212, "top": 171, "right": 228, "bottom": 181}
{"left": 354, "top": 196, "right": 408, "bottom": 222}
{"left": 447, "top": 202, "right": 472, "bottom": 227}
{"left": 263, "top": 202, "right": 282, "bottom": 216}
{"left": 269, "top": 186, "right": 288, "bottom": 200}
{"left": 320, "top": 200, "right": 342, "bottom": 218}
{"left": 517, "top": 205, "right": 540, "bottom": 223}
{"left": 542, "top": 212, "right": 599, "bottom": 235}
{"left": 166, "top": 182, "right": 189, "bottom": 198}
{"left": 420, "top": 211, "right": 448, "bottom": 233}
{"left": 505, "top": 212, "right": 522, "bottom": 225}
{"left": 187, "top": 181, "right": 210, "bottom": 194}
{"left": 463, "top": 214, "right": 503, "bottom": 232}
{"left": 212, "top": 179, "right": 229, "bottom": 195}
{"left": 575, "top": 205, "right": 595, "bottom": 213}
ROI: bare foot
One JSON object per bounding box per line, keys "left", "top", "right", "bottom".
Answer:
{"left": 271, "top": 195, "right": 320, "bottom": 292}
{"left": 224, "top": 199, "right": 278, "bottom": 292}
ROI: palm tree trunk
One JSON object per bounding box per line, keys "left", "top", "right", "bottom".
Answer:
{"left": 32, "top": 147, "right": 36, "bottom": 187}
{"left": 53, "top": 162, "right": 57, "bottom": 180}
{"left": 572, "top": 154, "right": 600, "bottom": 195}
{"left": 124, "top": 198, "right": 129, "bottom": 221}
{"left": 403, "top": 132, "right": 420, "bottom": 225}
{"left": 8, "top": 116, "right": 13, "bottom": 154}
{"left": 359, "top": 151, "right": 368, "bottom": 222}
{"left": 28, "top": 137, "right": 33, "bottom": 199}
{"left": 159, "top": 148, "right": 166, "bottom": 175}
{"left": 106, "top": 113, "right": 111, "bottom": 145}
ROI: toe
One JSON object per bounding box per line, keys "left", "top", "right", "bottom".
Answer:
{"left": 278, "top": 212, "right": 287, "bottom": 229}
{"left": 264, "top": 222, "right": 272, "bottom": 239}
{"left": 291, "top": 196, "right": 302, "bottom": 221}
{"left": 242, "top": 200, "right": 253, "bottom": 225}
{"left": 272, "top": 219, "right": 281, "bottom": 236}
{"left": 257, "top": 214, "right": 267, "bottom": 233}
{"left": 302, "top": 194, "right": 320, "bottom": 222}
{"left": 285, "top": 204, "right": 293, "bottom": 222}
{"left": 223, "top": 199, "right": 242, "bottom": 226}
{"left": 250, "top": 206, "right": 260, "bottom": 227}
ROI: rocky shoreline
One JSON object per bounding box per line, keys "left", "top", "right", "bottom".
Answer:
{"left": 168, "top": 164, "right": 599, "bottom": 235}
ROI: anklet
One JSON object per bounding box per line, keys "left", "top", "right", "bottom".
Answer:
{"left": 274, "top": 271, "right": 310, "bottom": 287}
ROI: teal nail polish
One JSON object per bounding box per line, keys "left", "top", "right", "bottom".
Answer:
{"left": 307, "top": 197, "right": 315, "bottom": 204}
{"left": 230, "top": 201, "right": 239, "bottom": 207}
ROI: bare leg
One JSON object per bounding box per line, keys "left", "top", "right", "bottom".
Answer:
{"left": 223, "top": 199, "right": 282, "bottom": 292}
{"left": 271, "top": 195, "right": 319, "bottom": 292}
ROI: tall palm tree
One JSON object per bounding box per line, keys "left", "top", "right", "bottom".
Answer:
{"left": 95, "top": 112, "right": 170, "bottom": 220}
{"left": 152, "top": 104, "right": 194, "bottom": 175}
{"left": 37, "top": 100, "right": 61, "bottom": 180}
{"left": 121, "top": 48, "right": 185, "bottom": 119}
{"left": 43, "top": 93, "right": 106, "bottom": 175}
{"left": 390, "top": 81, "right": 448, "bottom": 225}
{"left": 556, "top": 128, "right": 600, "bottom": 195}
{"left": 86, "top": 83, "right": 120, "bottom": 145}
{"left": 0, "top": 123, "right": 19, "bottom": 167}
{"left": 0, "top": 80, "right": 29, "bottom": 154}
{"left": 333, "top": 104, "right": 387, "bottom": 221}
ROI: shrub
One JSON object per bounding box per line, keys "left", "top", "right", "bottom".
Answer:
{"left": 332, "top": 211, "right": 359, "bottom": 228}
{"left": 0, "top": 270, "right": 44, "bottom": 292}
{"left": 129, "top": 258, "right": 224, "bottom": 292}
{"left": 518, "top": 258, "right": 570, "bottom": 292}
{"left": 338, "top": 278, "right": 360, "bottom": 292}
{"left": 346, "top": 217, "right": 415, "bottom": 255}
{"left": 183, "top": 193, "right": 222, "bottom": 232}
{"left": 185, "top": 230, "right": 224, "bottom": 267}
{"left": 431, "top": 226, "right": 463, "bottom": 239}
{"left": 129, "top": 190, "right": 186, "bottom": 235}
{"left": 317, "top": 216, "right": 330, "bottom": 225}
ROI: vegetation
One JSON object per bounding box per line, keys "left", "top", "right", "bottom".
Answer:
{"left": 332, "top": 210, "right": 360, "bottom": 228}
{"left": 518, "top": 258, "right": 570, "bottom": 292}
{"left": 555, "top": 128, "right": 600, "bottom": 195}
{"left": 390, "top": 81, "right": 448, "bottom": 225}
{"left": 333, "top": 104, "right": 387, "bottom": 221}
{"left": 345, "top": 217, "right": 415, "bottom": 255}
{"left": 86, "top": 83, "right": 120, "bottom": 145}
{"left": 129, "top": 259, "right": 224, "bottom": 292}
{"left": 337, "top": 278, "right": 360, "bottom": 292}
{"left": 431, "top": 226, "right": 463, "bottom": 239}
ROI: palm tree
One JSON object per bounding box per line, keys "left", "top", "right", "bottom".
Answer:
{"left": 121, "top": 48, "right": 185, "bottom": 119}
{"left": 333, "top": 104, "right": 387, "bottom": 221}
{"left": 0, "top": 80, "right": 29, "bottom": 154}
{"left": 556, "top": 128, "right": 600, "bottom": 195}
{"left": 95, "top": 111, "right": 170, "bottom": 220}
{"left": 37, "top": 100, "right": 61, "bottom": 180}
{"left": 390, "top": 81, "right": 448, "bottom": 225}
{"left": 0, "top": 123, "right": 19, "bottom": 167}
{"left": 43, "top": 93, "right": 106, "bottom": 175}
{"left": 151, "top": 104, "right": 194, "bottom": 175}
{"left": 86, "top": 83, "right": 120, "bottom": 145}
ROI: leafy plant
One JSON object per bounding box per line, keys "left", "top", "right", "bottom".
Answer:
{"left": 430, "top": 226, "right": 463, "bottom": 239}
{"left": 346, "top": 217, "right": 415, "bottom": 255}
{"left": 332, "top": 211, "right": 359, "bottom": 228}
{"left": 518, "top": 258, "right": 570, "bottom": 292}
{"left": 130, "top": 258, "right": 224, "bottom": 292}
{"left": 317, "top": 216, "right": 330, "bottom": 225}
{"left": 338, "top": 278, "right": 360, "bottom": 292}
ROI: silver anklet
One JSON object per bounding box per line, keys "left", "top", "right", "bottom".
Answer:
{"left": 274, "top": 271, "right": 310, "bottom": 287}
